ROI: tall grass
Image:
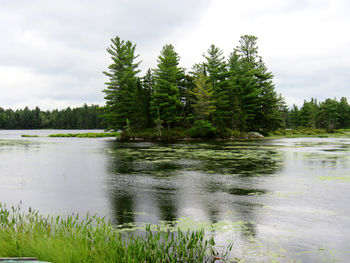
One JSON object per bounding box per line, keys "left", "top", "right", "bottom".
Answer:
{"left": 0, "top": 204, "right": 232, "bottom": 262}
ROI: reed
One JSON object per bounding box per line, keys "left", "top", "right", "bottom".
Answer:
{"left": 0, "top": 204, "right": 232, "bottom": 263}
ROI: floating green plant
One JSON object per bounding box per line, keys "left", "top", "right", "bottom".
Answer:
{"left": 48, "top": 132, "right": 120, "bottom": 138}
{"left": 21, "top": 134, "right": 39, "bottom": 137}
{"left": 109, "top": 141, "right": 282, "bottom": 176}
{"left": 318, "top": 176, "right": 350, "bottom": 182}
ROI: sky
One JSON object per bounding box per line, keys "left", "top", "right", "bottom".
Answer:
{"left": 0, "top": 0, "right": 349, "bottom": 110}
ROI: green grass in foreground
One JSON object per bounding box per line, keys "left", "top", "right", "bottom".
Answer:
{"left": 48, "top": 132, "right": 120, "bottom": 138}
{"left": 0, "top": 204, "right": 232, "bottom": 263}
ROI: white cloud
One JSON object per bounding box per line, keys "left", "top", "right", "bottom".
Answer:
{"left": 169, "top": 0, "right": 350, "bottom": 106}
{"left": 0, "top": 0, "right": 349, "bottom": 109}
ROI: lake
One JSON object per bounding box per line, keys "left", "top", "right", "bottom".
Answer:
{"left": 0, "top": 130, "right": 350, "bottom": 262}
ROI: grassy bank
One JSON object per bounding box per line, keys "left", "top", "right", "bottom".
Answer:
{"left": 48, "top": 132, "right": 120, "bottom": 138}
{"left": 266, "top": 128, "right": 350, "bottom": 138}
{"left": 0, "top": 204, "right": 232, "bottom": 263}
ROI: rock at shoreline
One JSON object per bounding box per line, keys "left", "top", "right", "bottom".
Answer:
{"left": 248, "top": 132, "right": 264, "bottom": 138}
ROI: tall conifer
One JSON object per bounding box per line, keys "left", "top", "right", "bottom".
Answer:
{"left": 103, "top": 36, "right": 140, "bottom": 131}
{"left": 151, "top": 44, "right": 184, "bottom": 128}
{"left": 204, "top": 45, "right": 230, "bottom": 129}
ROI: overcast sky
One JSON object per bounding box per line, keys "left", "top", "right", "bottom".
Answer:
{"left": 0, "top": 0, "right": 349, "bottom": 110}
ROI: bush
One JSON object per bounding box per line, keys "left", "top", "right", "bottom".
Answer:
{"left": 188, "top": 121, "right": 216, "bottom": 138}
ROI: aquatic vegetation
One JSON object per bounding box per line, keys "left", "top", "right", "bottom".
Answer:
{"left": 0, "top": 139, "right": 32, "bottom": 147}
{"left": 48, "top": 132, "right": 120, "bottom": 138}
{"left": 0, "top": 204, "right": 232, "bottom": 263}
{"left": 109, "top": 141, "right": 283, "bottom": 176}
{"left": 268, "top": 128, "right": 350, "bottom": 138}
{"left": 318, "top": 176, "right": 350, "bottom": 182}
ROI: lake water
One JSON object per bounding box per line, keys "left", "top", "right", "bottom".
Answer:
{"left": 0, "top": 130, "right": 350, "bottom": 262}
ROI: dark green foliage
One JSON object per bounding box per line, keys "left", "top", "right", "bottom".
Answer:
{"left": 189, "top": 120, "right": 216, "bottom": 138}
{"left": 232, "top": 35, "right": 284, "bottom": 132}
{"left": 151, "top": 44, "right": 185, "bottom": 128}
{"left": 337, "top": 97, "right": 350, "bottom": 128}
{"left": 103, "top": 36, "right": 141, "bottom": 132}
{"left": 317, "top": 98, "right": 339, "bottom": 131}
{"left": 0, "top": 105, "right": 104, "bottom": 129}
{"left": 204, "top": 45, "right": 230, "bottom": 130}
{"left": 284, "top": 97, "right": 350, "bottom": 130}
{"left": 189, "top": 73, "right": 215, "bottom": 121}
{"left": 99, "top": 35, "right": 286, "bottom": 137}
{"left": 299, "top": 98, "right": 318, "bottom": 128}
{"left": 3, "top": 35, "right": 346, "bottom": 137}
{"left": 142, "top": 69, "right": 155, "bottom": 127}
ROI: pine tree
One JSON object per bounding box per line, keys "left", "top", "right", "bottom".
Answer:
{"left": 227, "top": 51, "right": 244, "bottom": 130}
{"left": 103, "top": 36, "right": 140, "bottom": 131}
{"left": 338, "top": 97, "right": 350, "bottom": 128}
{"left": 204, "top": 45, "right": 230, "bottom": 130}
{"left": 289, "top": 104, "right": 301, "bottom": 128}
{"left": 233, "top": 36, "right": 261, "bottom": 131}
{"left": 142, "top": 69, "right": 155, "bottom": 128}
{"left": 317, "top": 98, "right": 339, "bottom": 130}
{"left": 151, "top": 44, "right": 184, "bottom": 128}
{"left": 299, "top": 98, "right": 318, "bottom": 128}
{"left": 234, "top": 35, "right": 283, "bottom": 132}
{"left": 189, "top": 73, "right": 215, "bottom": 120}
{"left": 254, "top": 59, "right": 284, "bottom": 131}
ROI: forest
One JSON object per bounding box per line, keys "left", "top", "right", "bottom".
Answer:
{"left": 285, "top": 97, "right": 350, "bottom": 131}
{"left": 1, "top": 35, "right": 350, "bottom": 134}
{"left": 102, "top": 34, "right": 350, "bottom": 137}
{"left": 102, "top": 34, "right": 285, "bottom": 138}
{"left": 0, "top": 104, "right": 105, "bottom": 129}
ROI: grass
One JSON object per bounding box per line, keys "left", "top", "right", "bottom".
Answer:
{"left": 48, "top": 132, "right": 120, "bottom": 138}
{"left": 0, "top": 204, "right": 232, "bottom": 263}
{"left": 21, "top": 135, "right": 39, "bottom": 138}
{"left": 266, "top": 128, "right": 350, "bottom": 138}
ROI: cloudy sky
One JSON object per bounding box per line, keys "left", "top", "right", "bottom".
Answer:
{"left": 0, "top": 0, "right": 349, "bottom": 110}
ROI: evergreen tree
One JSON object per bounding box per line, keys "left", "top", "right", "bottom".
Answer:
{"left": 151, "top": 44, "right": 184, "bottom": 128}
{"left": 189, "top": 73, "right": 216, "bottom": 121}
{"left": 227, "top": 51, "right": 244, "bottom": 130}
{"left": 338, "top": 97, "right": 350, "bottom": 128}
{"left": 234, "top": 36, "right": 261, "bottom": 131}
{"left": 299, "top": 98, "right": 318, "bottom": 128}
{"left": 317, "top": 98, "right": 339, "bottom": 130}
{"left": 255, "top": 58, "right": 284, "bottom": 131}
{"left": 142, "top": 69, "right": 155, "bottom": 127}
{"left": 204, "top": 45, "right": 230, "bottom": 129}
{"left": 133, "top": 77, "right": 149, "bottom": 130}
{"left": 233, "top": 35, "right": 283, "bottom": 132}
{"left": 103, "top": 36, "right": 141, "bottom": 131}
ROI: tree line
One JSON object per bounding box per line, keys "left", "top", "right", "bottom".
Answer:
{"left": 2, "top": 35, "right": 348, "bottom": 134}
{"left": 0, "top": 104, "right": 105, "bottom": 129}
{"left": 285, "top": 97, "right": 350, "bottom": 131}
{"left": 102, "top": 35, "right": 286, "bottom": 137}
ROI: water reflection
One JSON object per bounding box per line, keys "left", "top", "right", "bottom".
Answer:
{"left": 105, "top": 141, "right": 283, "bottom": 226}
{"left": 2, "top": 131, "right": 350, "bottom": 262}
{"left": 111, "top": 191, "right": 135, "bottom": 226}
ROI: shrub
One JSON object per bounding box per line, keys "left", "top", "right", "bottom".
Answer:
{"left": 188, "top": 121, "right": 216, "bottom": 138}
